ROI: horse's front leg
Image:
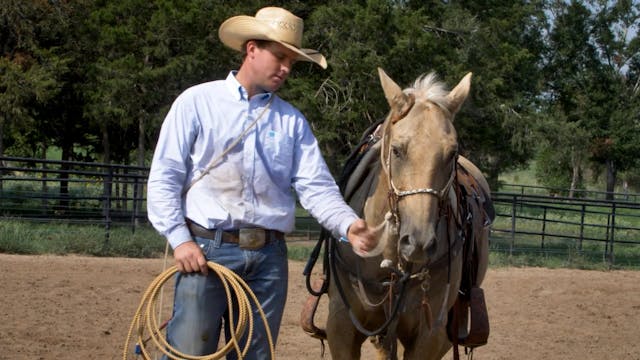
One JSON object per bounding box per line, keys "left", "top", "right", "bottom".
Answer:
{"left": 371, "top": 333, "right": 399, "bottom": 360}
{"left": 326, "top": 300, "right": 368, "bottom": 359}
{"left": 401, "top": 326, "right": 450, "bottom": 360}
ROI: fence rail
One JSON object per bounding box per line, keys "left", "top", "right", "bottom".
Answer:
{"left": 1, "top": 156, "right": 639, "bottom": 265}
{"left": 498, "top": 183, "right": 640, "bottom": 202}
{"left": 490, "top": 192, "right": 640, "bottom": 266}
{"left": 0, "top": 156, "right": 147, "bottom": 234}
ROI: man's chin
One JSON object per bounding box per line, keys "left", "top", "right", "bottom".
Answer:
{"left": 270, "top": 83, "right": 284, "bottom": 92}
{"left": 260, "top": 86, "right": 280, "bottom": 94}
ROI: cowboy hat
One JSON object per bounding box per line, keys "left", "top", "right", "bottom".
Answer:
{"left": 218, "top": 7, "right": 327, "bottom": 69}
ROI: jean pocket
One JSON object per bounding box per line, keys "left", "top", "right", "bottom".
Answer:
{"left": 194, "top": 236, "right": 213, "bottom": 258}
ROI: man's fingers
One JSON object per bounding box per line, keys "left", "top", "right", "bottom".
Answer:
{"left": 352, "top": 219, "right": 367, "bottom": 233}
{"left": 182, "top": 260, "right": 194, "bottom": 273}
{"left": 198, "top": 257, "right": 209, "bottom": 275}
{"left": 173, "top": 241, "right": 209, "bottom": 274}
{"left": 358, "top": 237, "right": 373, "bottom": 252}
{"left": 177, "top": 256, "right": 207, "bottom": 275}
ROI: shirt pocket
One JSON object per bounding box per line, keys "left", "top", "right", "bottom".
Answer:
{"left": 261, "top": 130, "right": 294, "bottom": 178}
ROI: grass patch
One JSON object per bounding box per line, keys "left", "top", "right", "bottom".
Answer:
{"left": 287, "top": 243, "right": 319, "bottom": 262}
{"left": 1, "top": 220, "right": 637, "bottom": 270}
{"left": 0, "top": 220, "right": 166, "bottom": 258}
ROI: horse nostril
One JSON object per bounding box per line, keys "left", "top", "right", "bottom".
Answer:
{"left": 399, "top": 234, "right": 415, "bottom": 259}
{"left": 425, "top": 240, "right": 437, "bottom": 257}
{"left": 399, "top": 234, "right": 412, "bottom": 248}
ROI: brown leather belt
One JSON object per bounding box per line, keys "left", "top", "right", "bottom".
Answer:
{"left": 186, "top": 220, "right": 284, "bottom": 243}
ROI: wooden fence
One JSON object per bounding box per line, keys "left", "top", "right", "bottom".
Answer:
{"left": 1, "top": 156, "right": 639, "bottom": 265}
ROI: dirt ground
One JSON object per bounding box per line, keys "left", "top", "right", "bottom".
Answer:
{"left": 0, "top": 253, "right": 639, "bottom": 360}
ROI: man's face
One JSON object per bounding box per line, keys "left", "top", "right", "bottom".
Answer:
{"left": 246, "top": 41, "right": 298, "bottom": 93}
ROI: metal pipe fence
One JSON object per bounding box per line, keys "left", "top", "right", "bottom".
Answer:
{"left": 490, "top": 192, "right": 640, "bottom": 266}
{"left": 2, "top": 156, "right": 639, "bottom": 265}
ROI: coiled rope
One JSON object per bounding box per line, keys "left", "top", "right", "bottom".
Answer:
{"left": 122, "top": 261, "right": 275, "bottom": 360}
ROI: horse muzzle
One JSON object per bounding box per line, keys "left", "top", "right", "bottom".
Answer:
{"left": 398, "top": 229, "right": 436, "bottom": 264}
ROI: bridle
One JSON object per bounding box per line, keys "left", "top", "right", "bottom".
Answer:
{"left": 379, "top": 103, "right": 458, "bottom": 244}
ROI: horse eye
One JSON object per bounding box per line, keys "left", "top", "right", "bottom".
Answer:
{"left": 391, "top": 145, "right": 404, "bottom": 158}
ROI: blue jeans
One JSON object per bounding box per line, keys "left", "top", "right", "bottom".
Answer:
{"left": 163, "top": 235, "right": 288, "bottom": 360}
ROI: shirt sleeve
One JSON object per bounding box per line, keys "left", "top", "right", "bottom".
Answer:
{"left": 147, "top": 93, "right": 199, "bottom": 249}
{"left": 290, "top": 116, "right": 358, "bottom": 239}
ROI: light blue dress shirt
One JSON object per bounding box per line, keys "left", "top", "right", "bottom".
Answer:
{"left": 147, "top": 72, "right": 358, "bottom": 249}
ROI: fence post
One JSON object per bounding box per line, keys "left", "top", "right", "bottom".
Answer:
{"left": 41, "top": 159, "right": 48, "bottom": 215}
{"left": 510, "top": 194, "right": 517, "bottom": 256}
{"left": 131, "top": 176, "right": 139, "bottom": 233}
{"left": 103, "top": 165, "right": 113, "bottom": 249}
{"left": 541, "top": 207, "right": 547, "bottom": 249}
{"left": 579, "top": 204, "right": 585, "bottom": 252}
{"left": 0, "top": 157, "right": 3, "bottom": 191}
{"left": 608, "top": 203, "right": 616, "bottom": 267}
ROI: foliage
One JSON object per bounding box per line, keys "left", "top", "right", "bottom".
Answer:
{"left": 1, "top": 219, "right": 637, "bottom": 268}
{"left": 0, "top": 0, "right": 81, "bottom": 159}
{"left": 533, "top": 109, "right": 588, "bottom": 193}
{"left": 0, "top": 0, "right": 638, "bottom": 190}
{"left": 452, "top": 0, "right": 547, "bottom": 186}
{"left": 0, "top": 220, "right": 166, "bottom": 257}
{"left": 540, "top": 0, "right": 640, "bottom": 198}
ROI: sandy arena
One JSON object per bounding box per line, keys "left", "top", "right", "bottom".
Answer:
{"left": 0, "top": 253, "right": 638, "bottom": 359}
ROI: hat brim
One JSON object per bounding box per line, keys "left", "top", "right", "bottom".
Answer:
{"left": 219, "top": 15, "right": 327, "bottom": 69}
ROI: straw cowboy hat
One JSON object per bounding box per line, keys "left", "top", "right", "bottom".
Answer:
{"left": 218, "top": 7, "right": 327, "bottom": 69}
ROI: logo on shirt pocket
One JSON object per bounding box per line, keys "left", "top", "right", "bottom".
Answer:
{"left": 263, "top": 130, "right": 294, "bottom": 173}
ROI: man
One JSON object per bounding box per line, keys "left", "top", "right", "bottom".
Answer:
{"left": 146, "top": 6, "right": 378, "bottom": 359}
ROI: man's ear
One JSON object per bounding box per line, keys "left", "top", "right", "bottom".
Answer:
{"left": 244, "top": 40, "right": 256, "bottom": 57}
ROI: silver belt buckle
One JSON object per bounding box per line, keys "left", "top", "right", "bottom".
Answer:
{"left": 238, "top": 228, "right": 266, "bottom": 250}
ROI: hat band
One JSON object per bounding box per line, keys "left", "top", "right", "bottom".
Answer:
{"left": 269, "top": 19, "right": 299, "bottom": 32}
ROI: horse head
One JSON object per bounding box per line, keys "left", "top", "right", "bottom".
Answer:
{"left": 364, "top": 68, "right": 472, "bottom": 268}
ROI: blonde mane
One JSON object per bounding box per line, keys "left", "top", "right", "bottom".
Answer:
{"left": 405, "top": 72, "right": 450, "bottom": 110}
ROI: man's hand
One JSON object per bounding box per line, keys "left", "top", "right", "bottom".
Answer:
{"left": 346, "top": 218, "right": 379, "bottom": 257}
{"left": 173, "top": 241, "right": 209, "bottom": 275}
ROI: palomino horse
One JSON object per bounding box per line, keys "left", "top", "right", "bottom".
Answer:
{"left": 302, "top": 68, "right": 492, "bottom": 360}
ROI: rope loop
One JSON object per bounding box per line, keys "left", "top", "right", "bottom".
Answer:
{"left": 122, "top": 261, "right": 275, "bottom": 360}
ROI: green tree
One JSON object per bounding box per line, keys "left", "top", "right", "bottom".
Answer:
{"left": 296, "top": 0, "right": 546, "bottom": 186}
{"left": 287, "top": 0, "right": 395, "bottom": 172}
{"left": 0, "top": 0, "right": 77, "bottom": 159}
{"left": 537, "top": 0, "right": 598, "bottom": 195}
{"left": 83, "top": 0, "right": 281, "bottom": 166}
{"left": 588, "top": 0, "right": 640, "bottom": 198}
{"left": 541, "top": 0, "right": 640, "bottom": 199}
{"left": 534, "top": 108, "right": 589, "bottom": 196}
{"left": 453, "top": 0, "right": 547, "bottom": 188}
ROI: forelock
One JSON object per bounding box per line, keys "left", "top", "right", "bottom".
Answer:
{"left": 405, "top": 72, "right": 450, "bottom": 110}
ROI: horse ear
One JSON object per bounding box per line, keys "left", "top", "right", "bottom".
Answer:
{"left": 446, "top": 72, "right": 472, "bottom": 116}
{"left": 378, "top": 68, "right": 403, "bottom": 105}
{"left": 378, "top": 67, "right": 414, "bottom": 123}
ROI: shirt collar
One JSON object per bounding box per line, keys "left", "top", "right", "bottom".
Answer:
{"left": 225, "top": 71, "right": 273, "bottom": 102}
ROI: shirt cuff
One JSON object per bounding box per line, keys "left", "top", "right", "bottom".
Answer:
{"left": 338, "top": 214, "right": 359, "bottom": 240}
{"left": 166, "top": 223, "right": 193, "bottom": 249}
